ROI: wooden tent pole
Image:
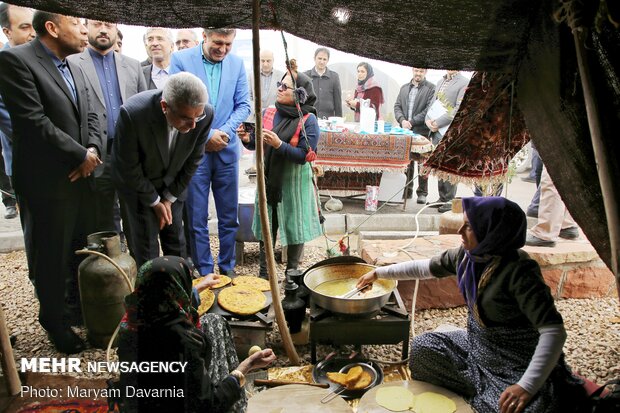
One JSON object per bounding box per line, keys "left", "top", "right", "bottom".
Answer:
{"left": 251, "top": 0, "right": 300, "bottom": 364}
{"left": 0, "top": 303, "right": 21, "bottom": 395}
{"left": 572, "top": 28, "right": 620, "bottom": 299}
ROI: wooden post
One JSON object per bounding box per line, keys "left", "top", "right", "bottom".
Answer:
{"left": 251, "top": 0, "right": 300, "bottom": 364}
{"left": 0, "top": 303, "right": 21, "bottom": 395}
{"left": 572, "top": 27, "right": 620, "bottom": 299}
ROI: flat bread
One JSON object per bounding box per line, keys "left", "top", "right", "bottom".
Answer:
{"left": 197, "top": 289, "right": 215, "bottom": 316}
{"left": 327, "top": 366, "right": 372, "bottom": 390}
{"left": 193, "top": 275, "right": 231, "bottom": 289}
{"left": 412, "top": 392, "right": 457, "bottom": 413}
{"left": 376, "top": 386, "right": 414, "bottom": 411}
{"left": 232, "top": 275, "right": 271, "bottom": 291}
{"left": 218, "top": 285, "right": 266, "bottom": 315}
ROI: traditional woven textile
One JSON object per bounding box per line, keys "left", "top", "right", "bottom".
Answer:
{"left": 422, "top": 72, "right": 530, "bottom": 185}
{"left": 315, "top": 131, "right": 412, "bottom": 173}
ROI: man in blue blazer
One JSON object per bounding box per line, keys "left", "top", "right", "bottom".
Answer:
{"left": 170, "top": 28, "right": 251, "bottom": 277}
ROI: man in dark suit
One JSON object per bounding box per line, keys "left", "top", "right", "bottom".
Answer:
{"left": 112, "top": 72, "right": 212, "bottom": 269}
{"left": 69, "top": 19, "right": 147, "bottom": 235}
{"left": 0, "top": 11, "right": 102, "bottom": 353}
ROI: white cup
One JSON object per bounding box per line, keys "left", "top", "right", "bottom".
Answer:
{"left": 376, "top": 120, "right": 385, "bottom": 133}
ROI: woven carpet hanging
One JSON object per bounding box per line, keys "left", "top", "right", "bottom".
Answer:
{"left": 422, "top": 72, "right": 530, "bottom": 185}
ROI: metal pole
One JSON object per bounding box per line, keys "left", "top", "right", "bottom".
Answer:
{"left": 251, "top": 0, "right": 300, "bottom": 364}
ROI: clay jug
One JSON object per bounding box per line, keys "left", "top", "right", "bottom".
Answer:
{"left": 439, "top": 198, "right": 464, "bottom": 234}
{"left": 79, "top": 232, "right": 137, "bottom": 348}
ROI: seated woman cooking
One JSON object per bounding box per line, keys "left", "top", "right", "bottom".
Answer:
{"left": 357, "top": 197, "right": 586, "bottom": 413}
{"left": 112, "top": 256, "right": 276, "bottom": 413}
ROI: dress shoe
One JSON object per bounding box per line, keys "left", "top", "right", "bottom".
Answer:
{"left": 47, "top": 327, "right": 86, "bottom": 354}
{"left": 427, "top": 200, "right": 443, "bottom": 208}
{"left": 525, "top": 234, "right": 556, "bottom": 248}
{"left": 526, "top": 208, "right": 538, "bottom": 218}
{"left": 521, "top": 176, "right": 536, "bottom": 183}
{"left": 559, "top": 227, "right": 580, "bottom": 240}
{"left": 416, "top": 195, "right": 427, "bottom": 204}
{"left": 438, "top": 202, "right": 453, "bottom": 213}
{"left": 224, "top": 269, "right": 237, "bottom": 277}
{"left": 4, "top": 205, "right": 17, "bottom": 219}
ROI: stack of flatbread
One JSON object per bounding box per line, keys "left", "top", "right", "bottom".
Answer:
{"left": 327, "top": 366, "right": 373, "bottom": 390}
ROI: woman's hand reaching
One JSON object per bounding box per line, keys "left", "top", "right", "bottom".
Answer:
{"left": 236, "top": 348, "right": 277, "bottom": 374}
{"left": 499, "top": 384, "right": 532, "bottom": 413}
{"left": 262, "top": 129, "right": 283, "bottom": 149}
{"left": 356, "top": 269, "right": 378, "bottom": 290}
{"left": 236, "top": 124, "right": 251, "bottom": 143}
{"left": 193, "top": 274, "right": 221, "bottom": 292}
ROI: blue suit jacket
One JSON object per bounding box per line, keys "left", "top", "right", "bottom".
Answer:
{"left": 170, "top": 45, "right": 251, "bottom": 164}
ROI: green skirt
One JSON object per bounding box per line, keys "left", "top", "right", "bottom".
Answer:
{"left": 252, "top": 162, "right": 322, "bottom": 246}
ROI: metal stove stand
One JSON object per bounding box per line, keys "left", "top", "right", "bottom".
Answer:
{"left": 309, "top": 289, "right": 410, "bottom": 363}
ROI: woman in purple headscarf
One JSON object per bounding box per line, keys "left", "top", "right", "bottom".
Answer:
{"left": 357, "top": 197, "right": 586, "bottom": 413}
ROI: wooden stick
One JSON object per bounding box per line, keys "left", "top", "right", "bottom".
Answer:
{"left": 572, "top": 27, "right": 620, "bottom": 299}
{"left": 0, "top": 303, "right": 21, "bottom": 395}
{"left": 254, "top": 379, "right": 329, "bottom": 388}
{"left": 251, "top": 0, "right": 300, "bottom": 365}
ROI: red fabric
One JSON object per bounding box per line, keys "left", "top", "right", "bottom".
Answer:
{"left": 422, "top": 72, "right": 530, "bottom": 183}
{"left": 262, "top": 107, "right": 309, "bottom": 148}
{"left": 353, "top": 86, "right": 383, "bottom": 121}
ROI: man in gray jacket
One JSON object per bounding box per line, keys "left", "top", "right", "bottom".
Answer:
{"left": 304, "top": 47, "right": 342, "bottom": 119}
{"left": 394, "top": 68, "right": 435, "bottom": 203}
{"left": 69, "top": 19, "right": 147, "bottom": 234}
{"left": 426, "top": 70, "right": 469, "bottom": 212}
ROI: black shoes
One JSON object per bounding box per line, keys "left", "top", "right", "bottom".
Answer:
{"left": 416, "top": 195, "right": 427, "bottom": 204}
{"left": 559, "top": 227, "right": 579, "bottom": 240}
{"left": 4, "top": 205, "right": 17, "bottom": 219}
{"left": 438, "top": 202, "right": 452, "bottom": 213}
{"left": 521, "top": 176, "right": 536, "bottom": 183}
{"left": 47, "top": 327, "right": 86, "bottom": 354}
{"left": 525, "top": 234, "right": 556, "bottom": 248}
{"left": 526, "top": 208, "right": 538, "bottom": 218}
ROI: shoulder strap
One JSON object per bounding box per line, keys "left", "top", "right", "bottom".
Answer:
{"left": 290, "top": 113, "right": 311, "bottom": 147}
{"left": 262, "top": 107, "right": 277, "bottom": 131}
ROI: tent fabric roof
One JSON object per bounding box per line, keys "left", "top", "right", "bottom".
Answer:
{"left": 8, "top": 0, "right": 538, "bottom": 71}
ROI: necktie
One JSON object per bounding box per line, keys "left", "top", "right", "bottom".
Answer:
{"left": 58, "top": 62, "right": 77, "bottom": 102}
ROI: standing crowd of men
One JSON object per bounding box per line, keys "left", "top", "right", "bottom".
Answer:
{"left": 0, "top": 4, "right": 469, "bottom": 354}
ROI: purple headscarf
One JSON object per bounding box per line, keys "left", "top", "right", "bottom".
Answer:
{"left": 457, "top": 197, "right": 527, "bottom": 309}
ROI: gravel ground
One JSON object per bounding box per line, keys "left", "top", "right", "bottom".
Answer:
{"left": 1, "top": 244, "right": 619, "bottom": 386}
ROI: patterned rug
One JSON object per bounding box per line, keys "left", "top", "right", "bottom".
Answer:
{"left": 317, "top": 171, "right": 382, "bottom": 193}
{"left": 315, "top": 131, "right": 412, "bottom": 173}
{"left": 422, "top": 72, "right": 530, "bottom": 185}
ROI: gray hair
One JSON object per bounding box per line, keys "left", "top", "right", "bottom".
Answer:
{"left": 162, "top": 72, "right": 208, "bottom": 109}
{"left": 143, "top": 27, "right": 174, "bottom": 44}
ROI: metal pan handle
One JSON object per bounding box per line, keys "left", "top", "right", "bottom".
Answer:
{"left": 321, "top": 385, "right": 347, "bottom": 404}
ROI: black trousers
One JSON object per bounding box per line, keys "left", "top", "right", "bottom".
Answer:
{"left": 93, "top": 154, "right": 123, "bottom": 233}
{"left": 404, "top": 160, "right": 428, "bottom": 198}
{"left": 18, "top": 183, "right": 95, "bottom": 331}
{"left": 259, "top": 207, "right": 304, "bottom": 277}
{"left": 0, "top": 151, "right": 16, "bottom": 208}
{"left": 119, "top": 191, "right": 186, "bottom": 269}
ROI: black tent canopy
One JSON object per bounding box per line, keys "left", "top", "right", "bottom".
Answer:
{"left": 4, "top": 0, "right": 619, "bottom": 283}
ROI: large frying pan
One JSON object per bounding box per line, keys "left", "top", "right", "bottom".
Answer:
{"left": 303, "top": 262, "right": 397, "bottom": 318}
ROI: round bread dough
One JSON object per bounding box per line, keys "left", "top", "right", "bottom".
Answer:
{"left": 218, "top": 285, "right": 266, "bottom": 315}
{"left": 232, "top": 275, "right": 271, "bottom": 291}
{"left": 375, "top": 386, "right": 414, "bottom": 411}
{"left": 412, "top": 392, "right": 457, "bottom": 413}
{"left": 248, "top": 345, "right": 262, "bottom": 356}
{"left": 197, "top": 289, "right": 215, "bottom": 316}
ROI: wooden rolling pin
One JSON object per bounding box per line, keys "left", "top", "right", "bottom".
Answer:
{"left": 254, "top": 379, "right": 330, "bottom": 389}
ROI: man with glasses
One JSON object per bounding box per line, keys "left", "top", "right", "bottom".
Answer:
{"left": 175, "top": 28, "right": 199, "bottom": 50}
{"left": 170, "top": 28, "right": 250, "bottom": 279}
{"left": 111, "top": 72, "right": 213, "bottom": 268}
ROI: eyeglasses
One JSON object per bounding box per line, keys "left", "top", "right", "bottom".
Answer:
{"left": 168, "top": 106, "right": 207, "bottom": 123}
{"left": 277, "top": 81, "right": 292, "bottom": 91}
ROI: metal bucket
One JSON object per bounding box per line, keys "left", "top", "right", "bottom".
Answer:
{"left": 304, "top": 262, "right": 397, "bottom": 318}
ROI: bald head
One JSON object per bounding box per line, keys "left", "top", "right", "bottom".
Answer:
{"left": 260, "top": 49, "right": 274, "bottom": 75}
